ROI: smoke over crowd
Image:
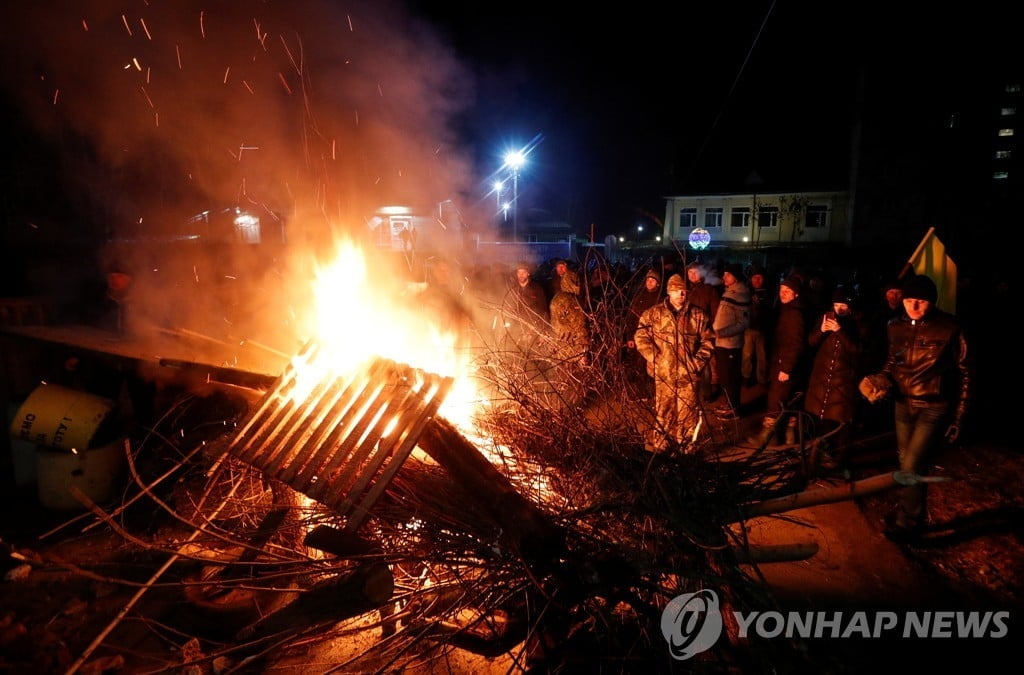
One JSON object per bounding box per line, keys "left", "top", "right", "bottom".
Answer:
{"left": 1, "top": 0, "right": 499, "bottom": 355}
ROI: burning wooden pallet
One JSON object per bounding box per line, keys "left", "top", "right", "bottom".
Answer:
{"left": 224, "top": 340, "right": 453, "bottom": 532}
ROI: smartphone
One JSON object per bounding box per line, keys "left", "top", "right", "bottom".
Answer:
{"left": 826, "top": 311, "right": 836, "bottom": 321}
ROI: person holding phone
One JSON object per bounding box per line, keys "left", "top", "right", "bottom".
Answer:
{"left": 804, "top": 287, "right": 870, "bottom": 466}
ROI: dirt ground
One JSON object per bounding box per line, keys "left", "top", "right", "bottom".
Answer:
{"left": 2, "top": 426, "right": 1023, "bottom": 673}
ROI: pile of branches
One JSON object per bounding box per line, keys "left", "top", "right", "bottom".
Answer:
{"left": 22, "top": 264, "right": 834, "bottom": 674}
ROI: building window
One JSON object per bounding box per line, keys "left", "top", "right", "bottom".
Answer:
{"left": 1001, "top": 107, "right": 1017, "bottom": 116}
{"left": 998, "top": 128, "right": 1015, "bottom": 137}
{"left": 994, "top": 171, "right": 1009, "bottom": 180}
{"left": 996, "top": 150, "right": 1012, "bottom": 159}
{"left": 704, "top": 207, "right": 722, "bottom": 228}
{"left": 1006, "top": 83, "right": 1021, "bottom": 93}
{"left": 679, "top": 208, "right": 697, "bottom": 230}
{"left": 758, "top": 206, "right": 778, "bottom": 228}
{"left": 730, "top": 207, "right": 750, "bottom": 228}
{"left": 805, "top": 205, "right": 828, "bottom": 228}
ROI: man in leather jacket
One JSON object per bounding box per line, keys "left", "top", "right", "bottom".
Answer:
{"left": 635, "top": 274, "right": 715, "bottom": 453}
{"left": 870, "top": 274, "right": 971, "bottom": 539}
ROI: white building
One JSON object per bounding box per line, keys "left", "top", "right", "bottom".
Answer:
{"left": 662, "top": 190, "right": 852, "bottom": 250}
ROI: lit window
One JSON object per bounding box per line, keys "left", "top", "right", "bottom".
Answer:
{"left": 994, "top": 171, "right": 1009, "bottom": 180}
{"left": 758, "top": 206, "right": 778, "bottom": 228}
{"left": 806, "top": 205, "right": 829, "bottom": 228}
{"left": 730, "top": 207, "right": 750, "bottom": 228}
{"left": 996, "top": 150, "right": 1012, "bottom": 159}
{"left": 704, "top": 207, "right": 723, "bottom": 228}
{"left": 998, "top": 128, "right": 1015, "bottom": 137}
{"left": 678, "top": 208, "right": 697, "bottom": 230}
{"left": 1006, "top": 83, "right": 1021, "bottom": 93}
{"left": 1001, "top": 107, "right": 1017, "bottom": 116}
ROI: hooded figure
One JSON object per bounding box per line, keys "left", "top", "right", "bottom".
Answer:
{"left": 634, "top": 274, "right": 715, "bottom": 452}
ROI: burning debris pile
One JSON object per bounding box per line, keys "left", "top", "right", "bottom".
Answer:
{"left": 3, "top": 279, "right": 850, "bottom": 675}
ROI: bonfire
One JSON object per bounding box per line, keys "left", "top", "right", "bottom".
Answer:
{"left": 20, "top": 242, "right": 868, "bottom": 675}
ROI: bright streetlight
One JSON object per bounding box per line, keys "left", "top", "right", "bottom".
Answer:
{"left": 636, "top": 224, "right": 643, "bottom": 244}
{"left": 503, "top": 149, "right": 526, "bottom": 242}
{"left": 493, "top": 180, "right": 504, "bottom": 208}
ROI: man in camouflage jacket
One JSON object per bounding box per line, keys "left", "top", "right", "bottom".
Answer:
{"left": 634, "top": 274, "right": 715, "bottom": 452}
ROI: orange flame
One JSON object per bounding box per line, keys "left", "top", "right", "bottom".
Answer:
{"left": 293, "top": 239, "right": 482, "bottom": 427}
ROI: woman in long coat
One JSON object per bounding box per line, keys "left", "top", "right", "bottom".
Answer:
{"left": 804, "top": 289, "right": 869, "bottom": 430}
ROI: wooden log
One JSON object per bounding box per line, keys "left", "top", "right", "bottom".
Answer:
{"left": 235, "top": 562, "right": 395, "bottom": 641}
{"left": 738, "top": 471, "right": 951, "bottom": 521}
{"left": 731, "top": 542, "right": 820, "bottom": 564}
{"left": 417, "top": 416, "right": 564, "bottom": 565}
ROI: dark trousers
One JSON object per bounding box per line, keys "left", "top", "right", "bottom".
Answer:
{"left": 893, "top": 399, "right": 950, "bottom": 528}
{"left": 714, "top": 346, "right": 742, "bottom": 412}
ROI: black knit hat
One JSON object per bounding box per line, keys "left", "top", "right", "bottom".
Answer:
{"left": 723, "top": 263, "right": 746, "bottom": 282}
{"left": 780, "top": 275, "right": 803, "bottom": 294}
{"left": 901, "top": 274, "right": 937, "bottom": 303}
{"left": 831, "top": 286, "right": 856, "bottom": 307}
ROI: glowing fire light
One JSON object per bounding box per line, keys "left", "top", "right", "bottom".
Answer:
{"left": 293, "top": 239, "right": 480, "bottom": 425}
{"left": 289, "top": 239, "right": 556, "bottom": 501}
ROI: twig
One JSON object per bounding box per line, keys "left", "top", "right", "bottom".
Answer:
{"left": 64, "top": 463, "right": 239, "bottom": 675}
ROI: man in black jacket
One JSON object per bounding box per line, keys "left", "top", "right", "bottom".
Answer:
{"left": 866, "top": 274, "right": 972, "bottom": 540}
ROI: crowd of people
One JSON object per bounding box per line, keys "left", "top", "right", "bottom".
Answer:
{"left": 430, "top": 249, "right": 982, "bottom": 543}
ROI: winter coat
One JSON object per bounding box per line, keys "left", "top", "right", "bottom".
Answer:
{"left": 712, "top": 281, "right": 751, "bottom": 349}
{"left": 804, "top": 311, "right": 869, "bottom": 424}
{"left": 765, "top": 296, "right": 809, "bottom": 413}
{"left": 634, "top": 298, "right": 715, "bottom": 448}
{"left": 635, "top": 299, "right": 714, "bottom": 383}
{"left": 878, "top": 307, "right": 971, "bottom": 427}
{"left": 687, "top": 280, "right": 720, "bottom": 322}
{"left": 504, "top": 277, "right": 550, "bottom": 332}
{"left": 748, "top": 285, "right": 772, "bottom": 332}
{"left": 769, "top": 297, "right": 808, "bottom": 378}
{"left": 549, "top": 271, "right": 590, "bottom": 362}
{"left": 623, "top": 287, "right": 663, "bottom": 343}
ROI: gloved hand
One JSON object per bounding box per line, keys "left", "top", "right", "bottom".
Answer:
{"left": 945, "top": 423, "right": 960, "bottom": 444}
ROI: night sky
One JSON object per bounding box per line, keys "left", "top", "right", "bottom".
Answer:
{"left": 0, "top": 1, "right": 1014, "bottom": 261}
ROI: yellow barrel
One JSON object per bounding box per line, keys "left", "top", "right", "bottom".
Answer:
{"left": 9, "top": 383, "right": 115, "bottom": 451}
{"left": 36, "top": 437, "right": 128, "bottom": 510}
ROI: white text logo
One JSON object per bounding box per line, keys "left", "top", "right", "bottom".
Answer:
{"left": 661, "top": 589, "right": 1010, "bottom": 660}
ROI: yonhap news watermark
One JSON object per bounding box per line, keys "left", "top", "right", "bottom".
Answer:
{"left": 661, "top": 589, "right": 1010, "bottom": 661}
